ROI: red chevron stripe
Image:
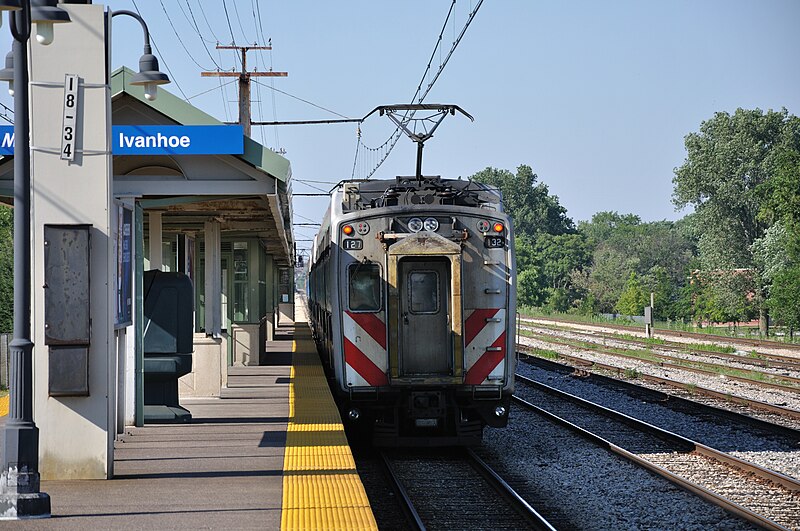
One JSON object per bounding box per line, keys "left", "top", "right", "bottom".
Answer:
{"left": 346, "top": 311, "right": 387, "bottom": 350}
{"left": 464, "top": 308, "right": 501, "bottom": 347}
{"left": 464, "top": 332, "right": 506, "bottom": 385}
{"left": 344, "top": 337, "right": 389, "bottom": 386}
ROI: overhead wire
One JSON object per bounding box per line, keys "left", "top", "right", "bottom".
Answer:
{"left": 350, "top": 0, "right": 484, "bottom": 180}
{"left": 158, "top": 0, "right": 215, "bottom": 71}
{"left": 178, "top": 0, "right": 223, "bottom": 69}
{"left": 196, "top": 1, "right": 222, "bottom": 44}
{"left": 179, "top": 1, "right": 217, "bottom": 45}
{"left": 252, "top": 79, "right": 351, "bottom": 120}
{"left": 186, "top": 78, "right": 236, "bottom": 101}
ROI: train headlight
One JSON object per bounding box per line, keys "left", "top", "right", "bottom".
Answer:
{"left": 342, "top": 224, "right": 354, "bottom": 236}
{"left": 493, "top": 222, "right": 505, "bottom": 233}
{"left": 408, "top": 217, "right": 423, "bottom": 232}
{"left": 423, "top": 217, "right": 439, "bottom": 232}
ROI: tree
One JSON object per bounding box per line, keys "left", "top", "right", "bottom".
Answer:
{"left": 673, "top": 108, "right": 800, "bottom": 335}
{"left": 575, "top": 212, "right": 696, "bottom": 317}
{"left": 615, "top": 272, "right": 649, "bottom": 316}
{"left": 0, "top": 204, "right": 12, "bottom": 333}
{"left": 472, "top": 165, "right": 574, "bottom": 238}
{"left": 768, "top": 266, "right": 800, "bottom": 336}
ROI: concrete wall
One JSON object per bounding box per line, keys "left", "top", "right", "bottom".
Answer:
{"left": 178, "top": 335, "right": 225, "bottom": 397}
{"left": 231, "top": 324, "right": 260, "bottom": 366}
{"left": 29, "top": 4, "right": 115, "bottom": 479}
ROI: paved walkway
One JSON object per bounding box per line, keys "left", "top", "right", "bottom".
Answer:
{"left": 6, "top": 348, "right": 292, "bottom": 529}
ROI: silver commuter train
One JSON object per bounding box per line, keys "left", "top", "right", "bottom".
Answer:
{"left": 307, "top": 175, "right": 516, "bottom": 445}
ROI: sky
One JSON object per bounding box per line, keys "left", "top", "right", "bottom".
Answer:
{"left": 2, "top": 1, "right": 799, "bottom": 256}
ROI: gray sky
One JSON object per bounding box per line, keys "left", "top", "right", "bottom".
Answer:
{"left": 3, "top": 1, "right": 799, "bottom": 253}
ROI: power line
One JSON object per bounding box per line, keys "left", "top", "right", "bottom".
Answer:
{"left": 178, "top": 1, "right": 216, "bottom": 45}
{"left": 252, "top": 79, "right": 352, "bottom": 120}
{"left": 179, "top": 1, "right": 222, "bottom": 68}
{"left": 221, "top": 0, "right": 238, "bottom": 51}
{"left": 158, "top": 0, "right": 214, "bottom": 71}
{"left": 231, "top": 1, "right": 253, "bottom": 45}
{"left": 186, "top": 78, "right": 236, "bottom": 101}
{"left": 196, "top": 0, "right": 222, "bottom": 44}
{"left": 350, "top": 0, "right": 484, "bottom": 180}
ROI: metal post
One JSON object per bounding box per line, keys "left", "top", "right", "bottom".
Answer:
{"left": 0, "top": 2, "right": 51, "bottom": 519}
{"left": 415, "top": 141, "right": 424, "bottom": 184}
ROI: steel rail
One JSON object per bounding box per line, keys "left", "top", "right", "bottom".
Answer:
{"left": 521, "top": 354, "right": 800, "bottom": 440}
{"left": 512, "top": 391, "right": 794, "bottom": 531}
{"left": 521, "top": 331, "right": 800, "bottom": 393}
{"left": 516, "top": 373, "right": 800, "bottom": 492}
{"left": 463, "top": 448, "right": 557, "bottom": 531}
{"left": 378, "top": 451, "right": 426, "bottom": 531}
{"left": 518, "top": 347, "right": 800, "bottom": 421}
{"left": 521, "top": 316, "right": 800, "bottom": 352}
{"left": 520, "top": 320, "right": 800, "bottom": 369}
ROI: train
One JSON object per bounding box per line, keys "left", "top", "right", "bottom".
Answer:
{"left": 306, "top": 174, "right": 517, "bottom": 445}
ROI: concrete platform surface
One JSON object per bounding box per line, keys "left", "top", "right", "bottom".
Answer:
{"left": 2, "top": 366, "right": 291, "bottom": 529}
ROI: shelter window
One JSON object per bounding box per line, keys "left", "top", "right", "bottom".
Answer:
{"left": 349, "top": 264, "right": 381, "bottom": 312}
{"left": 232, "top": 242, "right": 249, "bottom": 322}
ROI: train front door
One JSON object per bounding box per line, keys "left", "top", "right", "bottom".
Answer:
{"left": 399, "top": 258, "right": 451, "bottom": 375}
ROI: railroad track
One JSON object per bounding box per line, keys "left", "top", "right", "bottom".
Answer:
{"left": 514, "top": 373, "right": 800, "bottom": 531}
{"left": 520, "top": 320, "right": 800, "bottom": 370}
{"left": 517, "top": 346, "right": 800, "bottom": 424}
{"left": 520, "top": 315, "right": 800, "bottom": 353}
{"left": 520, "top": 354, "right": 800, "bottom": 438}
{"left": 519, "top": 328, "right": 800, "bottom": 393}
{"left": 378, "top": 448, "right": 554, "bottom": 531}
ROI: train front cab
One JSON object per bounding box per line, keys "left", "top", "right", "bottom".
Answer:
{"left": 341, "top": 216, "right": 515, "bottom": 446}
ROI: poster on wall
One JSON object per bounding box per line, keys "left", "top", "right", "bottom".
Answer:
{"left": 115, "top": 202, "right": 133, "bottom": 328}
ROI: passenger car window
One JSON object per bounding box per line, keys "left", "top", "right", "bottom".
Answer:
{"left": 409, "top": 271, "right": 439, "bottom": 314}
{"left": 349, "top": 264, "right": 381, "bottom": 312}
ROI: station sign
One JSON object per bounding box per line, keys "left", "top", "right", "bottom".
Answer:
{"left": 0, "top": 124, "right": 244, "bottom": 156}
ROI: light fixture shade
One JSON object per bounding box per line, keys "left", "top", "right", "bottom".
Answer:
{"left": 29, "top": 0, "right": 71, "bottom": 24}
{"left": 0, "top": 51, "right": 13, "bottom": 83}
{"left": 130, "top": 53, "right": 170, "bottom": 87}
{"left": 0, "top": 1, "right": 22, "bottom": 11}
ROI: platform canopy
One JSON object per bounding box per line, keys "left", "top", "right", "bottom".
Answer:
{"left": 0, "top": 66, "right": 295, "bottom": 265}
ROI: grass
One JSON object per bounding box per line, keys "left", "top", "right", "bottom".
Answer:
{"left": 686, "top": 343, "right": 737, "bottom": 355}
{"left": 529, "top": 331, "right": 800, "bottom": 391}
{"left": 624, "top": 368, "right": 640, "bottom": 379}
{"left": 529, "top": 348, "right": 560, "bottom": 361}
{"left": 518, "top": 308, "right": 800, "bottom": 345}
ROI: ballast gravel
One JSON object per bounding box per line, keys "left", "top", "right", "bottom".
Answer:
{"left": 516, "top": 363, "right": 800, "bottom": 481}
{"left": 519, "top": 334, "right": 800, "bottom": 412}
{"left": 478, "top": 406, "right": 758, "bottom": 531}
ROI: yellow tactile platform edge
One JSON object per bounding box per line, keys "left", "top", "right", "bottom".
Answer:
{"left": 280, "top": 337, "right": 378, "bottom": 530}
{"left": 0, "top": 395, "right": 8, "bottom": 417}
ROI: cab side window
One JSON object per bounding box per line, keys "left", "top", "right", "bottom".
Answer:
{"left": 349, "top": 264, "right": 381, "bottom": 312}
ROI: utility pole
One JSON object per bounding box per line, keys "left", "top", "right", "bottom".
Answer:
{"left": 201, "top": 45, "right": 287, "bottom": 137}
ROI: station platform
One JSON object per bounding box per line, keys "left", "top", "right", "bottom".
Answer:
{"left": 3, "top": 323, "right": 378, "bottom": 530}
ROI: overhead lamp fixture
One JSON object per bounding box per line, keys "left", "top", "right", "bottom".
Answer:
{"left": 0, "top": 51, "right": 13, "bottom": 95}
{"left": 29, "top": 0, "right": 71, "bottom": 45}
{"left": 0, "top": 0, "right": 22, "bottom": 29}
{"left": 111, "top": 10, "right": 170, "bottom": 101}
{"left": 130, "top": 50, "right": 169, "bottom": 101}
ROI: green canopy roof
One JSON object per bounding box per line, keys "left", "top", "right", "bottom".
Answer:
{"left": 111, "top": 66, "right": 290, "bottom": 183}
